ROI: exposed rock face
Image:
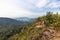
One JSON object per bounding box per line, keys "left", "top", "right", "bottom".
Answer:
{"left": 31, "top": 27, "right": 60, "bottom": 40}
{"left": 35, "top": 21, "right": 45, "bottom": 28}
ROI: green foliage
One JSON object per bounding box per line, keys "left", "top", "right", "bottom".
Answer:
{"left": 1, "top": 12, "right": 60, "bottom": 40}
{"left": 0, "top": 18, "right": 32, "bottom": 40}
{"left": 8, "top": 26, "right": 44, "bottom": 40}
{"left": 8, "top": 12, "right": 60, "bottom": 40}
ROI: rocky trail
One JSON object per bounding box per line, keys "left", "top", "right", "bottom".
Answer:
{"left": 32, "top": 27, "right": 60, "bottom": 40}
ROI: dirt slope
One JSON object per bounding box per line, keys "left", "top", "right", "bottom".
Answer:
{"left": 32, "top": 27, "right": 60, "bottom": 40}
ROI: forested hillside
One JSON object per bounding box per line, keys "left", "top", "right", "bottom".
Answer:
{"left": 0, "top": 12, "right": 60, "bottom": 40}
{"left": 0, "top": 18, "right": 33, "bottom": 40}
{"left": 8, "top": 12, "right": 60, "bottom": 40}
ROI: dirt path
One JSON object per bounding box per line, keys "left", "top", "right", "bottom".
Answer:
{"left": 31, "top": 27, "right": 60, "bottom": 40}
{"left": 53, "top": 32, "right": 60, "bottom": 40}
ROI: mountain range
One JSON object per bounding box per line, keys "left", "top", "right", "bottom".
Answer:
{"left": 15, "top": 17, "right": 36, "bottom": 22}
{"left": 0, "top": 17, "right": 36, "bottom": 40}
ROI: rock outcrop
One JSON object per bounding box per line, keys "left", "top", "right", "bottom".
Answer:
{"left": 31, "top": 27, "right": 60, "bottom": 40}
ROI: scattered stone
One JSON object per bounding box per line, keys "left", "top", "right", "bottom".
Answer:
{"left": 31, "top": 27, "right": 60, "bottom": 40}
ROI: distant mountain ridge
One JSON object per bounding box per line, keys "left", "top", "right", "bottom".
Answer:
{"left": 0, "top": 17, "right": 33, "bottom": 27}
{"left": 0, "top": 17, "right": 21, "bottom": 27}
{"left": 0, "top": 17, "right": 35, "bottom": 40}
{"left": 15, "top": 17, "right": 36, "bottom": 22}
{"left": 0, "top": 17, "right": 36, "bottom": 40}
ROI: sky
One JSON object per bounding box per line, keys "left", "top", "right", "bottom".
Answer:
{"left": 0, "top": 0, "right": 60, "bottom": 18}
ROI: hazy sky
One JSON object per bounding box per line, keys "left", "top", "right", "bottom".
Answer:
{"left": 0, "top": 0, "right": 60, "bottom": 18}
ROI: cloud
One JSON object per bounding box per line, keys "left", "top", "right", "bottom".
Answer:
{"left": 0, "top": 0, "right": 40, "bottom": 18}
{"left": 47, "top": 1, "right": 60, "bottom": 8}
{"left": 0, "top": 0, "right": 60, "bottom": 18}
{"left": 21, "top": 0, "right": 60, "bottom": 13}
{"left": 35, "top": 0, "right": 50, "bottom": 8}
